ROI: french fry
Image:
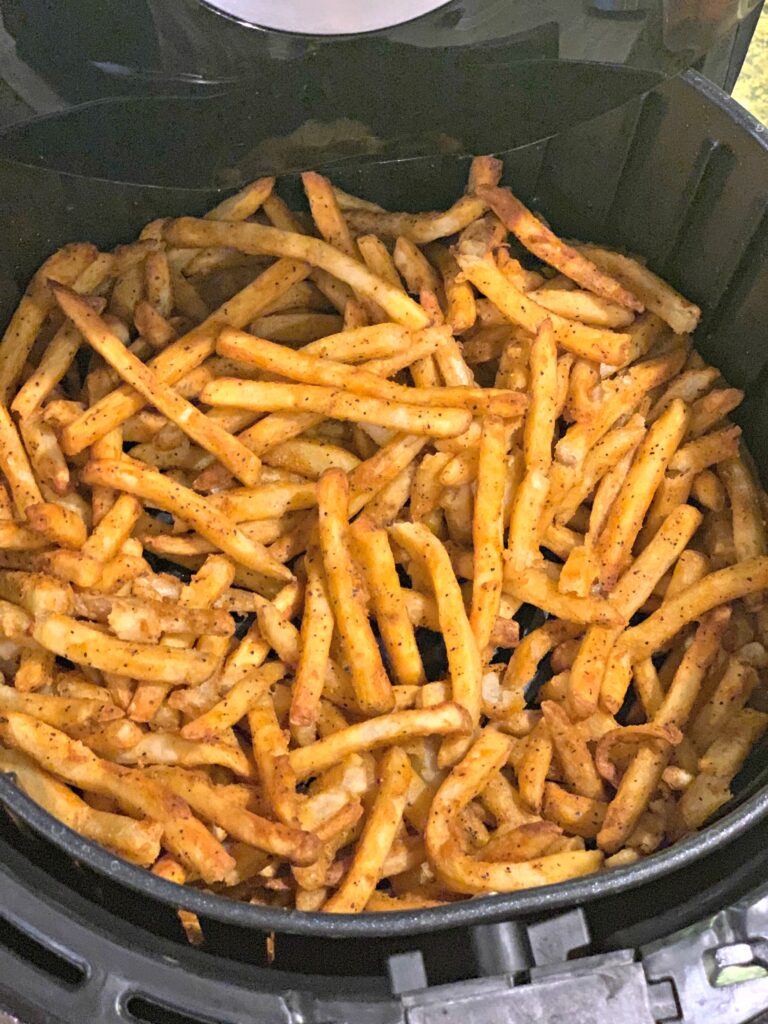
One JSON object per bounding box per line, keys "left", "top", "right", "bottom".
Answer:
{"left": 289, "top": 703, "right": 471, "bottom": 780}
{"left": 457, "top": 253, "right": 632, "bottom": 365}
{"left": 202, "top": 378, "right": 472, "bottom": 439}
{"left": 0, "top": 243, "right": 97, "bottom": 402}
{"left": 33, "top": 614, "right": 217, "bottom": 685}
{"left": 469, "top": 416, "right": 512, "bottom": 653}
{"left": 542, "top": 783, "right": 606, "bottom": 839}
{"left": 324, "top": 746, "right": 411, "bottom": 912}
{"left": 653, "top": 607, "right": 731, "bottom": 730}
{"left": 597, "top": 743, "right": 671, "bottom": 854}
{"left": 597, "top": 399, "right": 689, "bottom": 590}
{"left": 317, "top": 469, "right": 393, "bottom": 715}
{"left": 215, "top": 328, "right": 523, "bottom": 418}
{"left": 426, "top": 728, "right": 602, "bottom": 893}
{"left": 618, "top": 556, "right": 768, "bottom": 659}
{"left": 54, "top": 287, "right": 262, "bottom": 486}
{"left": 689, "top": 657, "right": 758, "bottom": 753}
{"left": 61, "top": 257, "right": 311, "bottom": 453}
{"left": 541, "top": 701, "right": 604, "bottom": 800}
{"left": 2, "top": 713, "right": 235, "bottom": 882}
{"left": 0, "top": 747, "right": 162, "bottom": 866}
{"left": 502, "top": 564, "right": 622, "bottom": 626}
{"left": 289, "top": 550, "right": 334, "bottom": 744}
{"left": 0, "top": 406, "right": 43, "bottom": 517}
{"left": 344, "top": 194, "right": 487, "bottom": 244}
{"left": 148, "top": 766, "right": 319, "bottom": 865}
{"left": 351, "top": 516, "right": 425, "bottom": 687}
{"left": 81, "top": 458, "right": 292, "bottom": 581}
{"left": 164, "top": 218, "right": 429, "bottom": 329}
{"left": 569, "top": 504, "right": 702, "bottom": 718}
{"left": 390, "top": 521, "right": 482, "bottom": 764}
{"left": 575, "top": 245, "right": 700, "bottom": 334}
{"left": 698, "top": 708, "right": 768, "bottom": 778}
{"left": 478, "top": 187, "right": 642, "bottom": 311}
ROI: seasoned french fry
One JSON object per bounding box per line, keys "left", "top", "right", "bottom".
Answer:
{"left": 426, "top": 728, "right": 602, "bottom": 893}
{"left": 81, "top": 458, "right": 292, "bottom": 581}
{"left": 324, "top": 746, "right": 411, "bottom": 912}
{"left": 289, "top": 703, "right": 471, "bottom": 780}
{"left": 351, "top": 516, "right": 425, "bottom": 687}
{"left": 318, "top": 469, "right": 393, "bottom": 715}
{"left": 457, "top": 253, "right": 632, "bottom": 365}
{"left": 0, "top": 747, "right": 162, "bottom": 866}
{"left": 478, "top": 187, "right": 642, "bottom": 311}
{"left": 597, "top": 400, "right": 689, "bottom": 590}
{"left": 33, "top": 614, "right": 217, "bottom": 685}
{"left": 2, "top": 713, "right": 235, "bottom": 882}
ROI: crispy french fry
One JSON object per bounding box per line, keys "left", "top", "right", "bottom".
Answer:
{"left": 576, "top": 245, "right": 700, "bottom": 334}
{"left": 324, "top": 746, "right": 411, "bottom": 912}
{"left": 478, "top": 187, "right": 642, "bottom": 311}
{"left": 81, "top": 458, "right": 291, "bottom": 581}
{"left": 0, "top": 747, "right": 162, "bottom": 866}
{"left": 2, "top": 713, "right": 234, "bottom": 882}
{"left": 351, "top": 516, "right": 425, "bottom": 687}
{"left": 33, "top": 614, "right": 216, "bottom": 685}
{"left": 390, "top": 521, "right": 482, "bottom": 764}
{"left": 54, "top": 287, "right": 262, "bottom": 486}
{"left": 426, "top": 728, "right": 602, "bottom": 893}
{"left": 318, "top": 469, "right": 393, "bottom": 715}
{"left": 289, "top": 703, "right": 471, "bottom": 780}
{"left": 597, "top": 400, "right": 689, "bottom": 590}
{"left": 469, "top": 416, "right": 512, "bottom": 652}
{"left": 457, "top": 254, "right": 632, "bottom": 365}
{"left": 541, "top": 701, "right": 604, "bottom": 800}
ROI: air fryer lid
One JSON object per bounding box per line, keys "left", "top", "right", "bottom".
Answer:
{"left": 3, "top": 0, "right": 764, "bottom": 177}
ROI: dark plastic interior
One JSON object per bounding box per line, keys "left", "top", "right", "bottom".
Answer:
{"left": 0, "top": 70, "right": 766, "bottom": 940}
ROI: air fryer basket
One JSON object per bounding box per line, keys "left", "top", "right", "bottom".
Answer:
{"left": 0, "top": 69, "right": 767, "bottom": 939}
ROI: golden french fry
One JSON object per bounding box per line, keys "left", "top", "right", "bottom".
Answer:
{"left": 317, "top": 469, "right": 393, "bottom": 715}
{"left": 457, "top": 253, "right": 632, "bottom": 365}
{"left": 0, "top": 405, "right": 43, "bottom": 517}
{"left": 542, "top": 783, "right": 606, "bottom": 839}
{"left": 597, "top": 399, "right": 689, "bottom": 590}
{"left": 33, "top": 614, "right": 216, "bottom": 685}
{"left": 541, "top": 701, "right": 604, "bottom": 801}
{"left": 517, "top": 719, "right": 554, "bottom": 813}
{"left": 698, "top": 708, "right": 768, "bottom": 778}
{"left": 289, "top": 551, "right": 334, "bottom": 743}
{"left": 288, "top": 703, "right": 471, "bottom": 780}
{"left": 619, "top": 556, "right": 768, "bottom": 659}
{"left": 202, "top": 378, "right": 472, "bottom": 439}
{"left": 216, "top": 328, "right": 523, "bottom": 419}
{"left": 478, "top": 187, "right": 642, "bottom": 311}
{"left": 389, "top": 521, "right": 481, "bottom": 764}
{"left": 351, "top": 516, "right": 425, "bottom": 687}
{"left": 0, "top": 243, "right": 97, "bottom": 402}
{"left": 324, "top": 746, "right": 411, "bottom": 913}
{"left": 148, "top": 765, "right": 319, "bottom": 865}
{"left": 530, "top": 287, "right": 635, "bottom": 329}
{"left": 502, "top": 563, "right": 622, "bottom": 626}
{"left": 54, "top": 287, "right": 262, "bottom": 486}
{"left": 62, "top": 258, "right": 311, "bottom": 453}
{"left": 0, "top": 747, "right": 162, "bottom": 866}
{"left": 469, "top": 416, "right": 512, "bottom": 652}
{"left": 568, "top": 504, "right": 702, "bottom": 719}
{"left": 81, "top": 458, "right": 291, "bottom": 581}
{"left": 344, "top": 194, "right": 487, "bottom": 244}
{"left": 576, "top": 244, "right": 700, "bottom": 334}
{"left": 2, "top": 712, "right": 235, "bottom": 882}
{"left": 426, "top": 728, "right": 602, "bottom": 893}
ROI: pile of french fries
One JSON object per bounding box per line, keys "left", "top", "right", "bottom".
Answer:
{"left": 0, "top": 155, "right": 765, "bottom": 923}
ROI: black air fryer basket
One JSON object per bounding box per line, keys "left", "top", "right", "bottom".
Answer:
{"left": 1, "top": 67, "right": 768, "bottom": 1023}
